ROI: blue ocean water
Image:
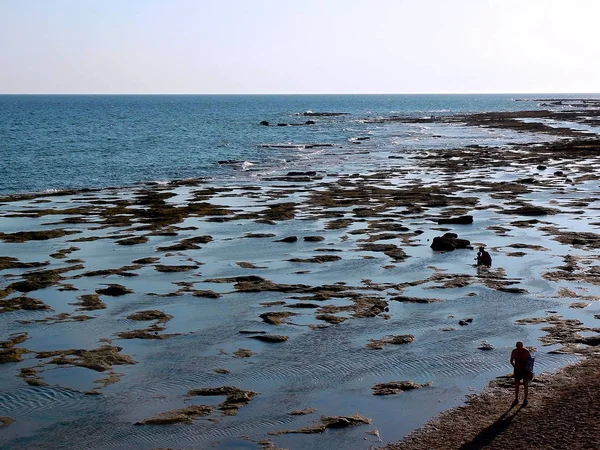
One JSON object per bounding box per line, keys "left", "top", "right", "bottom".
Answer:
{"left": 1, "top": 95, "right": 600, "bottom": 449}
{"left": 0, "top": 94, "right": 563, "bottom": 195}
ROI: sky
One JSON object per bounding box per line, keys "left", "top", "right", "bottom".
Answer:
{"left": 1, "top": 0, "right": 599, "bottom": 94}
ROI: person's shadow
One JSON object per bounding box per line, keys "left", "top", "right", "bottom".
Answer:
{"left": 459, "top": 404, "right": 522, "bottom": 449}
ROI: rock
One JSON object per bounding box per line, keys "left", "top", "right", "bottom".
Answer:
{"left": 260, "top": 121, "right": 269, "bottom": 126}
{"left": 0, "top": 296, "right": 51, "bottom": 313}
{"left": 316, "top": 314, "right": 346, "bottom": 324}
{"left": 305, "top": 120, "right": 316, "bottom": 125}
{"left": 154, "top": 264, "right": 199, "bottom": 272}
{"left": 372, "top": 380, "right": 431, "bottom": 395}
{"left": 367, "top": 334, "right": 415, "bottom": 349}
{"left": 0, "top": 333, "right": 28, "bottom": 348}
{"left": 127, "top": 310, "right": 171, "bottom": 321}
{"left": 390, "top": 296, "right": 442, "bottom": 303}
{"left": 0, "top": 416, "right": 14, "bottom": 428}
{"left": 115, "top": 236, "right": 149, "bottom": 246}
{"left": 577, "top": 335, "right": 600, "bottom": 346}
{"left": 96, "top": 284, "right": 133, "bottom": 296}
{"left": 287, "top": 171, "right": 317, "bottom": 177}
{"left": 0, "top": 348, "right": 25, "bottom": 363}
{"left": 458, "top": 318, "right": 473, "bottom": 326}
{"left": 37, "top": 345, "right": 136, "bottom": 372}
{"left": 289, "top": 408, "right": 317, "bottom": 415}
{"left": 248, "top": 334, "right": 288, "bottom": 343}
{"left": 430, "top": 232, "right": 471, "bottom": 251}
{"left": 274, "top": 236, "right": 298, "bottom": 243}
{"left": 288, "top": 255, "right": 341, "bottom": 263}
{"left": 321, "top": 414, "right": 371, "bottom": 428}
{"left": 136, "top": 405, "right": 214, "bottom": 425}
{"left": 537, "top": 165, "right": 546, "bottom": 170}
{"left": 132, "top": 257, "right": 160, "bottom": 264}
{"left": 505, "top": 206, "right": 556, "bottom": 216}
{"left": 192, "top": 290, "right": 221, "bottom": 298}
{"left": 233, "top": 348, "right": 256, "bottom": 358}
{"left": 437, "top": 215, "right": 473, "bottom": 225}
{"left": 70, "top": 294, "right": 106, "bottom": 311}
{"left": 303, "top": 236, "right": 325, "bottom": 242}
{"left": 187, "top": 386, "right": 258, "bottom": 415}
{"left": 478, "top": 341, "right": 494, "bottom": 350}
{"left": 269, "top": 414, "right": 370, "bottom": 435}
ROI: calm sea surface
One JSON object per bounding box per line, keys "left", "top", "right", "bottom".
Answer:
{"left": 0, "top": 94, "right": 569, "bottom": 195}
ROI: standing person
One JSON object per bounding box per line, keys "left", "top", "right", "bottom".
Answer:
{"left": 510, "top": 341, "right": 531, "bottom": 406}
{"left": 476, "top": 246, "right": 492, "bottom": 267}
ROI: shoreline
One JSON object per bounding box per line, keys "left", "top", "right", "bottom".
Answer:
{"left": 384, "top": 354, "right": 600, "bottom": 449}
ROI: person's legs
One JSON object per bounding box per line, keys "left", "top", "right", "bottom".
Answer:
{"left": 523, "top": 380, "right": 529, "bottom": 405}
{"left": 513, "top": 377, "right": 520, "bottom": 405}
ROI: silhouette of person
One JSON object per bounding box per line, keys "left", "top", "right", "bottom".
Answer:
{"left": 510, "top": 341, "right": 531, "bottom": 406}
{"left": 476, "top": 246, "right": 492, "bottom": 267}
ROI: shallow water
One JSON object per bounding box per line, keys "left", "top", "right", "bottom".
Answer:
{"left": 1, "top": 95, "right": 600, "bottom": 449}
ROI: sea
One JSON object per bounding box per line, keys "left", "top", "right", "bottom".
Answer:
{"left": 1, "top": 93, "right": 584, "bottom": 195}
{"left": 1, "top": 94, "right": 599, "bottom": 450}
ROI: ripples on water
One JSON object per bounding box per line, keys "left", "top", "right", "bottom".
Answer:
{"left": 0, "top": 94, "right": 598, "bottom": 449}
{"left": 0, "top": 93, "right": 566, "bottom": 194}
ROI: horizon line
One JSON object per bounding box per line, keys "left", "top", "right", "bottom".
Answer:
{"left": 1, "top": 92, "right": 599, "bottom": 96}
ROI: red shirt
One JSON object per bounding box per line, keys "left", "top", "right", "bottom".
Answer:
{"left": 511, "top": 347, "right": 531, "bottom": 370}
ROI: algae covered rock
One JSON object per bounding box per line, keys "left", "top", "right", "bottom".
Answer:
{"left": 96, "top": 284, "right": 133, "bottom": 296}
{"left": 127, "top": 310, "right": 172, "bottom": 321}
{"left": 372, "top": 380, "right": 432, "bottom": 395}
{"left": 135, "top": 405, "right": 214, "bottom": 425}
{"left": 0, "top": 296, "right": 51, "bottom": 313}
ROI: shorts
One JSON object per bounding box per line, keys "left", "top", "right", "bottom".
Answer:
{"left": 514, "top": 368, "right": 530, "bottom": 382}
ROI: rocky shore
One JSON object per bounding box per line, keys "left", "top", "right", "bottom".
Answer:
{"left": 1, "top": 100, "right": 600, "bottom": 448}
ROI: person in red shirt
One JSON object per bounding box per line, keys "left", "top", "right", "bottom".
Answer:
{"left": 510, "top": 341, "right": 531, "bottom": 406}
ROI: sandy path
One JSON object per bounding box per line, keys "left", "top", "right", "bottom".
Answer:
{"left": 384, "top": 355, "right": 600, "bottom": 450}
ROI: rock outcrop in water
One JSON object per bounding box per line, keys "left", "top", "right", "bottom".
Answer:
{"left": 430, "top": 232, "right": 471, "bottom": 251}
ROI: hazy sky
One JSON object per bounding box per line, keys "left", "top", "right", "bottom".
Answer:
{"left": 1, "top": 0, "right": 599, "bottom": 94}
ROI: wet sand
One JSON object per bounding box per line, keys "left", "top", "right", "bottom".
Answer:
{"left": 385, "top": 355, "right": 600, "bottom": 450}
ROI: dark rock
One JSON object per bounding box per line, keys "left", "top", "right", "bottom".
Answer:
{"left": 505, "top": 206, "right": 556, "bottom": 216}
{"left": 288, "top": 255, "right": 341, "bottom": 263}
{"left": 96, "top": 284, "right": 133, "bottom": 296}
{"left": 248, "top": 334, "right": 288, "bottom": 343}
{"left": 430, "top": 232, "right": 471, "bottom": 251}
{"left": 275, "top": 236, "right": 298, "bottom": 243}
{"left": 390, "top": 296, "right": 442, "bottom": 304}
{"left": 286, "top": 171, "right": 317, "bottom": 177}
{"left": 516, "top": 177, "right": 537, "bottom": 184}
{"left": 437, "top": 215, "right": 473, "bottom": 225}
{"left": 260, "top": 121, "right": 269, "bottom": 126}
{"left": 305, "top": 120, "right": 316, "bottom": 125}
